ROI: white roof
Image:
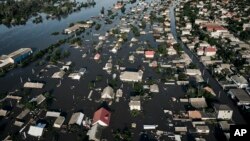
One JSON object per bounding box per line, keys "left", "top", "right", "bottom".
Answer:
{"left": 68, "top": 73, "right": 81, "bottom": 80}
{"left": 231, "top": 75, "right": 248, "bottom": 84}
{"left": 52, "top": 71, "right": 65, "bottom": 78}
{"left": 24, "top": 82, "right": 44, "bottom": 89}
{"left": 120, "top": 70, "right": 143, "bottom": 82}
{"left": 186, "top": 69, "right": 201, "bottom": 75}
{"left": 30, "top": 94, "right": 46, "bottom": 105}
{"left": 189, "top": 98, "right": 208, "bottom": 108}
{"left": 0, "top": 109, "right": 8, "bottom": 116}
{"left": 101, "top": 86, "right": 114, "bottom": 99}
{"left": 28, "top": 126, "right": 44, "bottom": 137}
{"left": 150, "top": 84, "right": 159, "bottom": 93}
{"left": 8, "top": 48, "right": 32, "bottom": 59}
{"left": 46, "top": 111, "right": 61, "bottom": 117}
{"left": 54, "top": 116, "right": 65, "bottom": 128}
{"left": 69, "top": 112, "right": 84, "bottom": 125}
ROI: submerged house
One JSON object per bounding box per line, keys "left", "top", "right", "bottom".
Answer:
{"left": 68, "top": 112, "right": 84, "bottom": 125}
{"left": 87, "top": 124, "right": 104, "bottom": 141}
{"left": 28, "top": 123, "right": 46, "bottom": 137}
{"left": 120, "top": 70, "right": 143, "bottom": 82}
{"left": 92, "top": 108, "right": 111, "bottom": 127}
{"left": 8, "top": 48, "right": 33, "bottom": 63}
{"left": 101, "top": 86, "right": 115, "bottom": 99}
{"left": 129, "top": 96, "right": 141, "bottom": 111}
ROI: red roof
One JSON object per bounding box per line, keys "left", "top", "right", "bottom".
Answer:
{"left": 206, "top": 25, "right": 227, "bottom": 31}
{"left": 93, "top": 108, "right": 111, "bottom": 126}
{"left": 145, "top": 51, "right": 155, "bottom": 57}
{"left": 205, "top": 47, "right": 217, "bottom": 52}
{"left": 94, "top": 53, "right": 101, "bottom": 60}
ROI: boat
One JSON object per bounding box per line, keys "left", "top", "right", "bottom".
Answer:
{"left": 112, "top": 74, "right": 117, "bottom": 79}
{"left": 82, "top": 53, "right": 87, "bottom": 58}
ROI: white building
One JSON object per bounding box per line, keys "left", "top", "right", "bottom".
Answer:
{"left": 28, "top": 125, "right": 44, "bottom": 137}
{"left": 53, "top": 116, "right": 65, "bottom": 128}
{"left": 197, "top": 47, "right": 204, "bottom": 56}
{"left": 52, "top": 71, "right": 65, "bottom": 79}
{"left": 150, "top": 84, "right": 159, "bottom": 93}
{"left": 0, "top": 109, "right": 8, "bottom": 117}
{"left": 215, "top": 104, "right": 233, "bottom": 120}
{"left": 46, "top": 111, "right": 61, "bottom": 118}
{"left": 0, "top": 55, "right": 14, "bottom": 69}
{"left": 186, "top": 69, "right": 202, "bottom": 76}
{"left": 120, "top": 70, "right": 143, "bottom": 82}
{"left": 24, "top": 82, "right": 44, "bottom": 89}
{"left": 129, "top": 96, "right": 141, "bottom": 111}
{"left": 182, "top": 30, "right": 191, "bottom": 35}
{"left": 167, "top": 47, "right": 177, "bottom": 55}
{"left": 64, "top": 24, "right": 86, "bottom": 34}
{"left": 68, "top": 73, "right": 81, "bottom": 80}
{"left": 186, "top": 23, "right": 192, "bottom": 29}
{"left": 120, "top": 27, "right": 131, "bottom": 33}
{"left": 87, "top": 124, "right": 103, "bottom": 141}
{"left": 196, "top": 126, "right": 210, "bottom": 134}
{"left": 101, "top": 86, "right": 115, "bottom": 99}
{"left": 68, "top": 112, "right": 84, "bottom": 125}
{"left": 228, "top": 89, "right": 250, "bottom": 106}
{"left": 231, "top": 75, "right": 248, "bottom": 88}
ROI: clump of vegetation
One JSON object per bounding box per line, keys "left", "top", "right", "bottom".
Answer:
{"left": 131, "top": 110, "right": 140, "bottom": 117}
{"left": 95, "top": 23, "right": 101, "bottom": 30}
{"left": 113, "top": 127, "right": 132, "bottom": 141}
{"left": 51, "top": 32, "right": 60, "bottom": 36}
{"left": 133, "top": 82, "right": 144, "bottom": 96}
{"left": 130, "top": 25, "right": 140, "bottom": 36}
{"left": 0, "top": 0, "right": 97, "bottom": 27}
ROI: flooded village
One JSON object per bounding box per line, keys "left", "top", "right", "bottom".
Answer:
{"left": 0, "top": 0, "right": 250, "bottom": 141}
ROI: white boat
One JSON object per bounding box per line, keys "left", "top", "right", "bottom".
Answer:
{"left": 82, "top": 53, "right": 87, "bottom": 58}
{"left": 112, "top": 74, "right": 117, "bottom": 79}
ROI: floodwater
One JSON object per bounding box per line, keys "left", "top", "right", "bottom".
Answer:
{"left": 0, "top": 0, "right": 118, "bottom": 54}
{"left": 0, "top": 0, "right": 234, "bottom": 140}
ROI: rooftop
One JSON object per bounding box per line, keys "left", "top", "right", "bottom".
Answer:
{"left": 189, "top": 98, "right": 208, "bottom": 108}
{"left": 93, "top": 107, "right": 111, "bottom": 126}
{"left": 8, "top": 48, "right": 32, "bottom": 59}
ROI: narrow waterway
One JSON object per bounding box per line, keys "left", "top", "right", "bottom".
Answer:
{"left": 169, "top": 1, "right": 246, "bottom": 124}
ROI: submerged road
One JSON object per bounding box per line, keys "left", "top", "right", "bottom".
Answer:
{"left": 169, "top": 1, "right": 246, "bottom": 124}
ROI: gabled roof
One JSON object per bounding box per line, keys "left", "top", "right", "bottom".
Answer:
{"left": 69, "top": 112, "right": 84, "bottom": 125}
{"left": 145, "top": 51, "right": 155, "bottom": 56}
{"left": 101, "top": 86, "right": 114, "bottom": 99}
{"left": 93, "top": 108, "right": 111, "bottom": 126}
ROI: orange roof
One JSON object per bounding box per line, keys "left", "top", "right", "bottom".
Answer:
{"left": 204, "top": 47, "right": 217, "bottom": 52}
{"left": 188, "top": 110, "right": 202, "bottom": 119}
{"left": 205, "top": 24, "right": 227, "bottom": 31}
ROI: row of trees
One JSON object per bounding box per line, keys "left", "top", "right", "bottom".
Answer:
{"left": 0, "top": 0, "right": 96, "bottom": 26}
